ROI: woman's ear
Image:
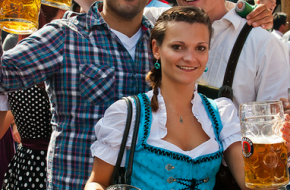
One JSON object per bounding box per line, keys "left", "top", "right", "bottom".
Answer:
{"left": 151, "top": 39, "right": 160, "bottom": 60}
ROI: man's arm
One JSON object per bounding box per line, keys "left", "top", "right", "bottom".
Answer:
{"left": 254, "top": 35, "right": 290, "bottom": 102}
{"left": 0, "top": 24, "right": 64, "bottom": 93}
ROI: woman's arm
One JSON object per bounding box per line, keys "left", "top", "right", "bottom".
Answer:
{"left": 223, "top": 141, "right": 248, "bottom": 190}
{"left": 224, "top": 142, "right": 277, "bottom": 190}
{"left": 85, "top": 157, "right": 115, "bottom": 190}
{"left": 0, "top": 111, "right": 14, "bottom": 139}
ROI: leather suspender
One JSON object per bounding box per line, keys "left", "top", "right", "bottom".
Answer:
{"left": 218, "top": 23, "right": 253, "bottom": 100}
{"left": 198, "top": 23, "right": 253, "bottom": 100}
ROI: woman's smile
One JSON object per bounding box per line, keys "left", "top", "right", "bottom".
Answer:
{"left": 177, "top": 65, "right": 198, "bottom": 71}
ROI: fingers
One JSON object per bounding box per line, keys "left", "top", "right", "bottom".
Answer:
{"left": 280, "top": 97, "right": 290, "bottom": 109}
{"left": 12, "top": 122, "right": 21, "bottom": 143}
{"left": 246, "top": 4, "right": 273, "bottom": 29}
{"left": 13, "top": 132, "right": 21, "bottom": 144}
{"left": 281, "top": 122, "right": 290, "bottom": 152}
{"left": 284, "top": 114, "right": 290, "bottom": 121}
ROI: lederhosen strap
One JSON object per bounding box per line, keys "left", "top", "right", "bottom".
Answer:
{"left": 198, "top": 23, "right": 253, "bottom": 100}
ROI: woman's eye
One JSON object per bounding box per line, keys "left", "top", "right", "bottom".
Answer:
{"left": 172, "top": 45, "right": 182, "bottom": 50}
{"left": 197, "top": 46, "right": 207, "bottom": 51}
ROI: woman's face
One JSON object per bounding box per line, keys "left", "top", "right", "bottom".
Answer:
{"left": 152, "top": 21, "right": 210, "bottom": 87}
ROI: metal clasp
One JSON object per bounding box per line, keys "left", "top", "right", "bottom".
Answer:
{"left": 218, "top": 85, "right": 233, "bottom": 100}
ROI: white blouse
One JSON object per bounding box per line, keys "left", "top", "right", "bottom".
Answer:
{"left": 91, "top": 87, "right": 241, "bottom": 167}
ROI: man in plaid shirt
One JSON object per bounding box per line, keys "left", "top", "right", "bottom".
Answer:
{"left": 0, "top": 0, "right": 152, "bottom": 189}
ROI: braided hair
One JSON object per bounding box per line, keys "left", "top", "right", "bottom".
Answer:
{"left": 146, "top": 6, "right": 213, "bottom": 112}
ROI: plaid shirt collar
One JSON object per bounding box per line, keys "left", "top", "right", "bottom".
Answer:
{"left": 85, "top": 1, "right": 153, "bottom": 33}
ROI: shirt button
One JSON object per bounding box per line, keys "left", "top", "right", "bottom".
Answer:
{"left": 167, "top": 177, "right": 176, "bottom": 183}
{"left": 165, "top": 164, "right": 175, "bottom": 171}
{"left": 204, "top": 177, "right": 209, "bottom": 183}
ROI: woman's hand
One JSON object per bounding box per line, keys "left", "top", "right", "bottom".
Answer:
{"left": 280, "top": 97, "right": 290, "bottom": 115}
{"left": 281, "top": 114, "right": 290, "bottom": 151}
{"left": 12, "top": 121, "right": 21, "bottom": 144}
{"left": 246, "top": 4, "right": 273, "bottom": 29}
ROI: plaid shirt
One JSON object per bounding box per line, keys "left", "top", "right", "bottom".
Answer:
{"left": 0, "top": 2, "right": 153, "bottom": 189}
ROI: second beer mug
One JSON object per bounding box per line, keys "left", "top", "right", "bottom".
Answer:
{"left": 0, "top": 0, "right": 41, "bottom": 34}
{"left": 239, "top": 100, "right": 289, "bottom": 189}
{"left": 41, "top": 0, "right": 71, "bottom": 10}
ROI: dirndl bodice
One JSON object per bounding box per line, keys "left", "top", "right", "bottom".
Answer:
{"left": 125, "top": 93, "right": 224, "bottom": 190}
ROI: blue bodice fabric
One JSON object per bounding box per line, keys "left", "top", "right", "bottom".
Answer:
{"left": 125, "top": 93, "right": 225, "bottom": 190}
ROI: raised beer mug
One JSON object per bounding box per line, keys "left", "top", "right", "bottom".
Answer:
{"left": 0, "top": 0, "right": 41, "bottom": 34}
{"left": 239, "top": 100, "right": 289, "bottom": 189}
{"left": 41, "top": 0, "right": 71, "bottom": 10}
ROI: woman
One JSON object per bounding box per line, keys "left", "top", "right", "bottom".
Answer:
{"left": 1, "top": 5, "right": 66, "bottom": 190}
{"left": 85, "top": 6, "right": 288, "bottom": 190}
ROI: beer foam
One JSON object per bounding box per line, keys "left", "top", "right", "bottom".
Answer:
{"left": 245, "top": 136, "right": 284, "bottom": 144}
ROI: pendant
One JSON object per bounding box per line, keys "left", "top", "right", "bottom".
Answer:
{"left": 180, "top": 116, "right": 183, "bottom": 124}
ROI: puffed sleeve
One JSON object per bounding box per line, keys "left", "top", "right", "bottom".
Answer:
{"left": 90, "top": 98, "right": 136, "bottom": 167}
{"left": 215, "top": 98, "right": 241, "bottom": 151}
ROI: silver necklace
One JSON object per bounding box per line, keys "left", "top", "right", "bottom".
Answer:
{"left": 166, "top": 106, "right": 190, "bottom": 124}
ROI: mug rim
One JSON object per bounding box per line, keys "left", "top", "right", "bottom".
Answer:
{"left": 239, "top": 100, "right": 282, "bottom": 107}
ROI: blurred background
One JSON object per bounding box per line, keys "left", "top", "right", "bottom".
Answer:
{"left": 167, "top": 0, "right": 289, "bottom": 30}
{"left": 167, "top": 0, "right": 283, "bottom": 12}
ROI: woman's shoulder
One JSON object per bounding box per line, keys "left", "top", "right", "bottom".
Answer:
{"left": 214, "top": 97, "right": 238, "bottom": 114}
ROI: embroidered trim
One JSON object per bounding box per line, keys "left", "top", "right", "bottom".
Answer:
{"left": 176, "top": 177, "right": 206, "bottom": 190}
{"left": 199, "top": 94, "right": 222, "bottom": 141}
{"left": 139, "top": 93, "right": 223, "bottom": 164}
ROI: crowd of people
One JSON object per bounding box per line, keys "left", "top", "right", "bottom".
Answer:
{"left": 1, "top": 0, "right": 290, "bottom": 190}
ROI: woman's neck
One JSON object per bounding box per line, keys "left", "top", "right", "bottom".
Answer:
{"left": 160, "top": 83, "right": 195, "bottom": 111}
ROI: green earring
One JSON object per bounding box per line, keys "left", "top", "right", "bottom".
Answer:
{"left": 154, "top": 59, "right": 161, "bottom": 69}
{"left": 204, "top": 66, "right": 208, "bottom": 72}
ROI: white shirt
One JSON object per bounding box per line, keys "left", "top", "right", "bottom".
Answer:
{"left": 0, "top": 95, "right": 9, "bottom": 111}
{"left": 111, "top": 28, "right": 142, "bottom": 61}
{"left": 199, "top": 9, "right": 290, "bottom": 110}
{"left": 272, "top": 29, "right": 283, "bottom": 40}
{"left": 144, "top": 8, "right": 290, "bottom": 110}
{"left": 287, "top": 41, "right": 290, "bottom": 49}
{"left": 91, "top": 87, "right": 241, "bottom": 166}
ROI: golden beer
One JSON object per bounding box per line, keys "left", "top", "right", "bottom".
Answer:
{"left": 0, "top": 0, "right": 41, "bottom": 34}
{"left": 242, "top": 137, "right": 289, "bottom": 189}
{"left": 41, "top": 0, "right": 71, "bottom": 10}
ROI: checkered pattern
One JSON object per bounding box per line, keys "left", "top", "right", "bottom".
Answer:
{"left": 0, "top": 2, "right": 153, "bottom": 189}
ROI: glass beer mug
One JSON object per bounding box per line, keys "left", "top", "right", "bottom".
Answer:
{"left": 239, "top": 100, "right": 289, "bottom": 189}
{"left": 106, "top": 184, "right": 141, "bottom": 190}
{"left": 0, "top": 0, "right": 41, "bottom": 34}
{"left": 41, "top": 0, "right": 71, "bottom": 10}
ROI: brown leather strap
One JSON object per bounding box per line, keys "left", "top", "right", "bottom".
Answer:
{"left": 218, "top": 24, "right": 253, "bottom": 100}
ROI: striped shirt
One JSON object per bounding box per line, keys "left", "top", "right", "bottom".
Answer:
{"left": 0, "top": 2, "right": 153, "bottom": 189}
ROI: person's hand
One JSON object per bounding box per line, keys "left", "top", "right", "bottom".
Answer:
{"left": 246, "top": 4, "right": 273, "bottom": 29}
{"left": 12, "top": 122, "right": 21, "bottom": 144}
{"left": 282, "top": 114, "right": 290, "bottom": 151}
{"left": 279, "top": 97, "right": 290, "bottom": 115}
